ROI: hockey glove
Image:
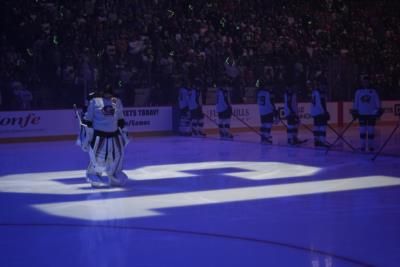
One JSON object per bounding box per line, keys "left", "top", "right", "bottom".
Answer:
{"left": 350, "top": 109, "right": 359, "bottom": 120}
{"left": 119, "top": 128, "right": 130, "bottom": 147}
{"left": 376, "top": 108, "right": 384, "bottom": 118}
{"left": 81, "top": 127, "right": 94, "bottom": 152}
{"left": 324, "top": 112, "right": 331, "bottom": 121}
{"left": 273, "top": 110, "right": 280, "bottom": 124}
{"left": 293, "top": 114, "right": 300, "bottom": 124}
{"left": 285, "top": 113, "right": 299, "bottom": 124}
{"left": 285, "top": 113, "right": 293, "bottom": 120}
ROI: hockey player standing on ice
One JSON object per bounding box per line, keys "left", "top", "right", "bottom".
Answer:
{"left": 188, "top": 79, "right": 206, "bottom": 136}
{"left": 309, "top": 79, "right": 331, "bottom": 147}
{"left": 283, "top": 83, "right": 303, "bottom": 145}
{"left": 216, "top": 78, "right": 233, "bottom": 139}
{"left": 178, "top": 80, "right": 191, "bottom": 136}
{"left": 352, "top": 75, "right": 382, "bottom": 152}
{"left": 256, "top": 78, "right": 277, "bottom": 144}
{"left": 82, "top": 85, "right": 129, "bottom": 187}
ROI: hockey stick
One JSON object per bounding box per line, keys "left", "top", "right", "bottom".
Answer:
{"left": 327, "top": 124, "right": 356, "bottom": 151}
{"left": 299, "top": 118, "right": 346, "bottom": 148}
{"left": 231, "top": 111, "right": 264, "bottom": 138}
{"left": 202, "top": 111, "right": 219, "bottom": 127}
{"left": 279, "top": 115, "right": 309, "bottom": 144}
{"left": 300, "top": 123, "right": 313, "bottom": 135}
{"left": 203, "top": 111, "right": 236, "bottom": 139}
{"left": 73, "top": 104, "right": 84, "bottom": 126}
{"left": 325, "top": 118, "right": 356, "bottom": 155}
{"left": 278, "top": 112, "right": 308, "bottom": 134}
{"left": 371, "top": 117, "right": 400, "bottom": 161}
{"left": 118, "top": 128, "right": 130, "bottom": 147}
{"left": 278, "top": 116, "right": 289, "bottom": 130}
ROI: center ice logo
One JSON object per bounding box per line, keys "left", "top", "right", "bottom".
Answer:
{"left": 1, "top": 161, "right": 400, "bottom": 221}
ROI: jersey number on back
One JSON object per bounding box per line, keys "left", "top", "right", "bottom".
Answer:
{"left": 259, "top": 96, "right": 266, "bottom": 106}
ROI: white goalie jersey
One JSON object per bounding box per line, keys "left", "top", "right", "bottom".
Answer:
{"left": 354, "top": 88, "right": 381, "bottom": 116}
{"left": 85, "top": 97, "right": 124, "bottom": 132}
{"left": 80, "top": 95, "right": 128, "bottom": 187}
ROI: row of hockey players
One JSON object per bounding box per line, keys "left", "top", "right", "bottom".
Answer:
{"left": 179, "top": 75, "right": 382, "bottom": 151}
{"left": 76, "top": 85, "right": 130, "bottom": 188}
{"left": 258, "top": 74, "right": 382, "bottom": 150}
{"left": 257, "top": 74, "right": 382, "bottom": 150}
{"left": 257, "top": 78, "right": 308, "bottom": 146}
{"left": 178, "top": 78, "right": 234, "bottom": 139}
{"left": 76, "top": 75, "right": 381, "bottom": 188}
{"left": 178, "top": 79, "right": 207, "bottom": 137}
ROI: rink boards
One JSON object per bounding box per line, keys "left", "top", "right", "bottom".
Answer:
{"left": 0, "top": 101, "right": 399, "bottom": 141}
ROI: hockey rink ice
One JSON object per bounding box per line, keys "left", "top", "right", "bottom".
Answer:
{"left": 0, "top": 126, "right": 400, "bottom": 267}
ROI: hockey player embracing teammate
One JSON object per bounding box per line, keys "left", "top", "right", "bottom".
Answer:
{"left": 78, "top": 85, "right": 129, "bottom": 188}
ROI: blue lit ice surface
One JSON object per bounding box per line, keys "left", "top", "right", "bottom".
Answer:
{"left": 0, "top": 135, "right": 400, "bottom": 267}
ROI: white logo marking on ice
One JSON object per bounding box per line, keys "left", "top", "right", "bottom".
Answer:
{"left": 1, "top": 161, "right": 399, "bottom": 220}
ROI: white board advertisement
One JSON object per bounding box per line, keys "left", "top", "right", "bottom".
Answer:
{"left": 343, "top": 101, "right": 400, "bottom": 123}
{"left": 202, "top": 104, "right": 259, "bottom": 129}
{"left": 202, "top": 102, "right": 338, "bottom": 129}
{"left": 0, "top": 107, "right": 172, "bottom": 139}
{"left": 0, "top": 110, "right": 77, "bottom": 138}
{"left": 123, "top": 107, "right": 172, "bottom": 132}
{"left": 0, "top": 101, "right": 397, "bottom": 140}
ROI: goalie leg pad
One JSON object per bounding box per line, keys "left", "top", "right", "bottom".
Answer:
{"left": 79, "top": 126, "right": 94, "bottom": 152}
{"left": 100, "top": 136, "right": 126, "bottom": 186}
{"left": 109, "top": 171, "right": 128, "bottom": 187}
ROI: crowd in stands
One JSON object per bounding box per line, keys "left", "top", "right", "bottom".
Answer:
{"left": 0, "top": 0, "right": 399, "bottom": 110}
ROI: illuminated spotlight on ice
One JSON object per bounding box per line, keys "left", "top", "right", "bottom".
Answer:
{"left": 0, "top": 161, "right": 320, "bottom": 195}
{"left": 0, "top": 170, "right": 124, "bottom": 195}
{"left": 124, "top": 161, "right": 321, "bottom": 181}
{"left": 33, "top": 176, "right": 400, "bottom": 220}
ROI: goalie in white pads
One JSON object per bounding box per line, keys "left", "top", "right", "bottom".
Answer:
{"left": 81, "top": 85, "right": 129, "bottom": 187}
{"left": 352, "top": 75, "right": 382, "bottom": 152}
